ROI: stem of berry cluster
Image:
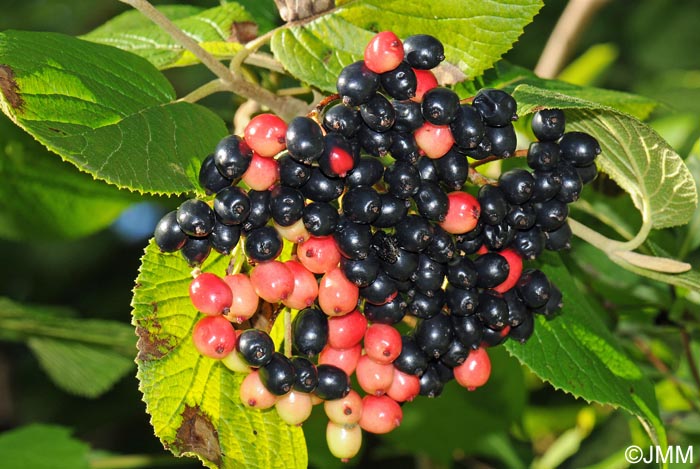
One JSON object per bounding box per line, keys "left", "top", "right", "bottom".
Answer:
{"left": 119, "top": 0, "right": 309, "bottom": 121}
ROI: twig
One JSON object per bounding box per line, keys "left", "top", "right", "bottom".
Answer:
{"left": 468, "top": 167, "right": 496, "bottom": 186}
{"left": 534, "top": 0, "right": 611, "bottom": 78}
{"left": 177, "top": 79, "right": 227, "bottom": 104}
{"left": 118, "top": 0, "right": 308, "bottom": 120}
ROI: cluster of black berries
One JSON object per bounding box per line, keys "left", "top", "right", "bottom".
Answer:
{"left": 152, "top": 31, "right": 601, "bottom": 462}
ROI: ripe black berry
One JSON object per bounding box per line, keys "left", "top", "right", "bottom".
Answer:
{"left": 394, "top": 215, "right": 433, "bottom": 252}
{"left": 403, "top": 34, "right": 445, "bottom": 69}
{"left": 421, "top": 87, "right": 460, "bottom": 125}
{"left": 472, "top": 88, "right": 518, "bottom": 127}
{"left": 358, "top": 123, "right": 393, "bottom": 156}
{"left": 360, "top": 93, "right": 396, "bottom": 132}
{"left": 154, "top": 210, "right": 187, "bottom": 252}
{"left": 336, "top": 61, "right": 380, "bottom": 106}
{"left": 478, "top": 185, "right": 509, "bottom": 225}
{"left": 451, "top": 314, "right": 483, "bottom": 349}
{"left": 346, "top": 156, "right": 385, "bottom": 188}
{"left": 384, "top": 161, "right": 421, "bottom": 199}
{"left": 315, "top": 364, "right": 351, "bottom": 400}
{"left": 244, "top": 226, "right": 282, "bottom": 262}
{"left": 334, "top": 217, "right": 372, "bottom": 260}
{"left": 416, "top": 156, "right": 438, "bottom": 183}
{"left": 380, "top": 246, "right": 419, "bottom": 282}
{"left": 394, "top": 336, "right": 429, "bottom": 376}
{"left": 292, "top": 307, "right": 329, "bottom": 357}
{"left": 531, "top": 108, "right": 566, "bottom": 142}
{"left": 504, "top": 289, "right": 528, "bottom": 327}
{"left": 343, "top": 186, "right": 382, "bottom": 224}
{"left": 278, "top": 154, "right": 312, "bottom": 188}
{"left": 517, "top": 269, "right": 551, "bottom": 309}
{"left": 435, "top": 148, "right": 469, "bottom": 190}
{"left": 415, "top": 313, "right": 453, "bottom": 359}
{"left": 364, "top": 296, "right": 407, "bottom": 324}
{"left": 447, "top": 257, "right": 478, "bottom": 289}
{"left": 359, "top": 271, "right": 398, "bottom": 305}
{"left": 506, "top": 203, "right": 537, "bottom": 230}
{"left": 291, "top": 356, "right": 318, "bottom": 393}
{"left": 544, "top": 221, "right": 572, "bottom": 251}
{"left": 302, "top": 202, "right": 339, "bottom": 236}
{"left": 214, "top": 135, "right": 253, "bottom": 180}
{"left": 380, "top": 61, "right": 417, "bottom": 100}
{"left": 237, "top": 329, "right": 275, "bottom": 367}
{"left": 511, "top": 227, "right": 545, "bottom": 260}
{"left": 527, "top": 141, "right": 561, "bottom": 171}
{"left": 555, "top": 161, "right": 583, "bottom": 203}
{"left": 412, "top": 254, "right": 446, "bottom": 295}
{"left": 485, "top": 124, "right": 517, "bottom": 157}
{"left": 473, "top": 252, "right": 509, "bottom": 289}
{"left": 242, "top": 190, "right": 271, "bottom": 232}
{"left": 413, "top": 181, "right": 448, "bottom": 221}
{"left": 425, "top": 225, "right": 456, "bottom": 263}
{"left": 286, "top": 116, "right": 325, "bottom": 164}
{"left": 441, "top": 339, "right": 470, "bottom": 368}
{"left": 389, "top": 132, "right": 421, "bottom": 164}
{"left": 508, "top": 311, "right": 535, "bottom": 343}
{"left": 531, "top": 170, "right": 562, "bottom": 203}
{"left": 576, "top": 162, "right": 598, "bottom": 185}
{"left": 534, "top": 199, "right": 569, "bottom": 231}
{"left": 419, "top": 365, "right": 444, "bottom": 397}
{"left": 270, "top": 185, "right": 305, "bottom": 227}
{"left": 536, "top": 282, "right": 562, "bottom": 317}
{"left": 476, "top": 290, "right": 508, "bottom": 330}
{"left": 259, "top": 352, "right": 296, "bottom": 395}
{"left": 450, "top": 104, "right": 485, "bottom": 149}
{"left": 373, "top": 193, "right": 409, "bottom": 228}
{"left": 181, "top": 236, "right": 211, "bottom": 266}
{"left": 392, "top": 99, "right": 424, "bottom": 132}
{"left": 498, "top": 168, "right": 535, "bottom": 205}
{"left": 406, "top": 289, "right": 445, "bottom": 319}
{"left": 341, "top": 253, "right": 380, "bottom": 287}
{"left": 323, "top": 104, "right": 362, "bottom": 137}
{"left": 482, "top": 221, "right": 516, "bottom": 251}
{"left": 300, "top": 167, "right": 345, "bottom": 203}
{"left": 199, "top": 153, "right": 232, "bottom": 195}
{"left": 176, "top": 199, "right": 215, "bottom": 237}
{"left": 559, "top": 131, "right": 601, "bottom": 167}
{"left": 209, "top": 221, "right": 240, "bottom": 254}
{"left": 214, "top": 186, "right": 250, "bottom": 225}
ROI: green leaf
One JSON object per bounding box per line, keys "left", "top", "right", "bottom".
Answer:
{"left": 0, "top": 114, "right": 136, "bottom": 241}
{"left": 0, "top": 30, "right": 228, "bottom": 195}
{"left": 82, "top": 4, "right": 253, "bottom": 70}
{"left": 0, "top": 297, "right": 135, "bottom": 397}
{"left": 512, "top": 84, "right": 698, "bottom": 230}
{"left": 0, "top": 424, "right": 90, "bottom": 469}
{"left": 132, "top": 241, "right": 307, "bottom": 469}
{"left": 458, "top": 62, "right": 658, "bottom": 120}
{"left": 270, "top": 0, "right": 543, "bottom": 92}
{"left": 505, "top": 253, "right": 666, "bottom": 449}
{"left": 679, "top": 138, "right": 700, "bottom": 258}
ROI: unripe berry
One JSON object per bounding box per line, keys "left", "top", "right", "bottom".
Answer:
{"left": 453, "top": 347, "right": 491, "bottom": 390}
{"left": 326, "top": 422, "right": 362, "bottom": 462}
{"left": 324, "top": 389, "right": 363, "bottom": 425}
{"left": 189, "top": 273, "right": 233, "bottom": 315}
{"left": 241, "top": 153, "right": 279, "bottom": 191}
{"left": 439, "top": 191, "right": 481, "bottom": 234}
{"left": 386, "top": 368, "right": 420, "bottom": 402}
{"left": 244, "top": 113, "right": 288, "bottom": 157}
{"left": 283, "top": 260, "right": 319, "bottom": 310}
{"left": 319, "top": 343, "right": 362, "bottom": 376}
{"left": 275, "top": 390, "right": 313, "bottom": 426}
{"left": 363, "top": 324, "right": 402, "bottom": 364}
{"left": 364, "top": 31, "right": 404, "bottom": 73}
{"left": 414, "top": 121, "right": 454, "bottom": 159}
{"left": 358, "top": 395, "right": 402, "bottom": 434}
{"left": 492, "top": 248, "right": 523, "bottom": 294}
{"left": 355, "top": 354, "right": 395, "bottom": 396}
{"left": 327, "top": 309, "right": 368, "bottom": 349}
{"left": 250, "top": 261, "right": 294, "bottom": 303}
{"left": 223, "top": 273, "right": 259, "bottom": 323}
{"left": 318, "top": 267, "right": 360, "bottom": 317}
{"left": 239, "top": 370, "right": 277, "bottom": 409}
{"left": 296, "top": 236, "right": 342, "bottom": 274}
{"left": 192, "top": 316, "right": 236, "bottom": 359}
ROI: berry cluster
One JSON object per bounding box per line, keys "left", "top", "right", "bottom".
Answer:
{"left": 151, "top": 31, "right": 600, "bottom": 461}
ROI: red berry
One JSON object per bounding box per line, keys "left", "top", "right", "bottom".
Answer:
{"left": 318, "top": 267, "right": 359, "bottom": 316}
{"left": 324, "top": 389, "right": 363, "bottom": 425}
{"left": 319, "top": 343, "right": 362, "bottom": 376}
{"left": 282, "top": 260, "right": 319, "bottom": 310}
{"left": 453, "top": 347, "right": 491, "bottom": 390}
{"left": 189, "top": 272, "right": 233, "bottom": 315}
{"left": 223, "top": 273, "right": 259, "bottom": 323}
{"left": 364, "top": 31, "right": 404, "bottom": 74}
{"left": 192, "top": 315, "right": 236, "bottom": 359}
{"left": 275, "top": 390, "right": 313, "bottom": 425}
{"left": 355, "top": 354, "right": 394, "bottom": 396}
{"left": 358, "top": 395, "right": 402, "bottom": 434}
{"left": 439, "top": 191, "right": 481, "bottom": 234}
{"left": 411, "top": 69, "right": 438, "bottom": 102}
{"left": 386, "top": 368, "right": 420, "bottom": 402}
{"left": 325, "top": 143, "right": 356, "bottom": 178}
{"left": 242, "top": 152, "right": 279, "bottom": 191}
{"left": 244, "top": 113, "right": 288, "bottom": 157}
{"left": 250, "top": 260, "right": 294, "bottom": 303}
{"left": 414, "top": 121, "right": 454, "bottom": 158}
{"left": 240, "top": 370, "right": 277, "bottom": 409}
{"left": 327, "top": 309, "right": 368, "bottom": 349}
{"left": 363, "top": 324, "right": 402, "bottom": 364}
{"left": 296, "top": 236, "right": 341, "bottom": 274}
{"left": 493, "top": 248, "right": 523, "bottom": 294}
{"left": 326, "top": 421, "right": 362, "bottom": 461}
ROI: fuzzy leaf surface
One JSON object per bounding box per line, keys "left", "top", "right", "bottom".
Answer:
{"left": 271, "top": 0, "right": 543, "bottom": 92}
{"left": 505, "top": 254, "right": 666, "bottom": 448}
{"left": 131, "top": 241, "right": 307, "bottom": 469}
{"left": 0, "top": 31, "right": 227, "bottom": 195}
{"left": 82, "top": 4, "right": 253, "bottom": 69}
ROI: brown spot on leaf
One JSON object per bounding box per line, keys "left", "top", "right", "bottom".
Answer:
{"left": 229, "top": 21, "right": 259, "bottom": 44}
{"left": 175, "top": 406, "right": 222, "bottom": 467}
{"left": 0, "top": 65, "right": 23, "bottom": 111}
{"left": 135, "top": 320, "right": 173, "bottom": 361}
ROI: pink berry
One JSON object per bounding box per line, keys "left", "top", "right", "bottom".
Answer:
{"left": 249, "top": 260, "right": 294, "bottom": 303}
{"left": 324, "top": 389, "right": 363, "bottom": 425}
{"left": 327, "top": 309, "right": 368, "bottom": 349}
{"left": 189, "top": 272, "right": 233, "bottom": 315}
{"left": 319, "top": 343, "right": 362, "bottom": 376}
{"left": 223, "top": 273, "right": 259, "bottom": 323}
{"left": 439, "top": 191, "right": 481, "bottom": 234}
{"left": 282, "top": 260, "right": 319, "bottom": 310}
{"left": 275, "top": 390, "right": 313, "bottom": 425}
{"left": 363, "top": 324, "right": 402, "bottom": 364}
{"left": 411, "top": 69, "right": 438, "bottom": 102}
{"left": 414, "top": 121, "right": 454, "bottom": 158}
{"left": 326, "top": 421, "right": 362, "bottom": 462}
{"left": 192, "top": 315, "right": 236, "bottom": 359}
{"left": 493, "top": 248, "right": 523, "bottom": 294}
{"left": 242, "top": 152, "right": 279, "bottom": 191}
{"left": 244, "top": 113, "right": 288, "bottom": 157}
{"left": 296, "top": 236, "right": 341, "bottom": 274}
{"left": 318, "top": 267, "right": 359, "bottom": 316}
{"left": 358, "top": 395, "right": 402, "bottom": 434}
{"left": 386, "top": 369, "right": 420, "bottom": 402}
{"left": 355, "top": 354, "right": 394, "bottom": 396}
{"left": 364, "top": 31, "right": 404, "bottom": 73}
{"left": 239, "top": 369, "right": 278, "bottom": 409}
{"left": 453, "top": 347, "right": 492, "bottom": 391}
